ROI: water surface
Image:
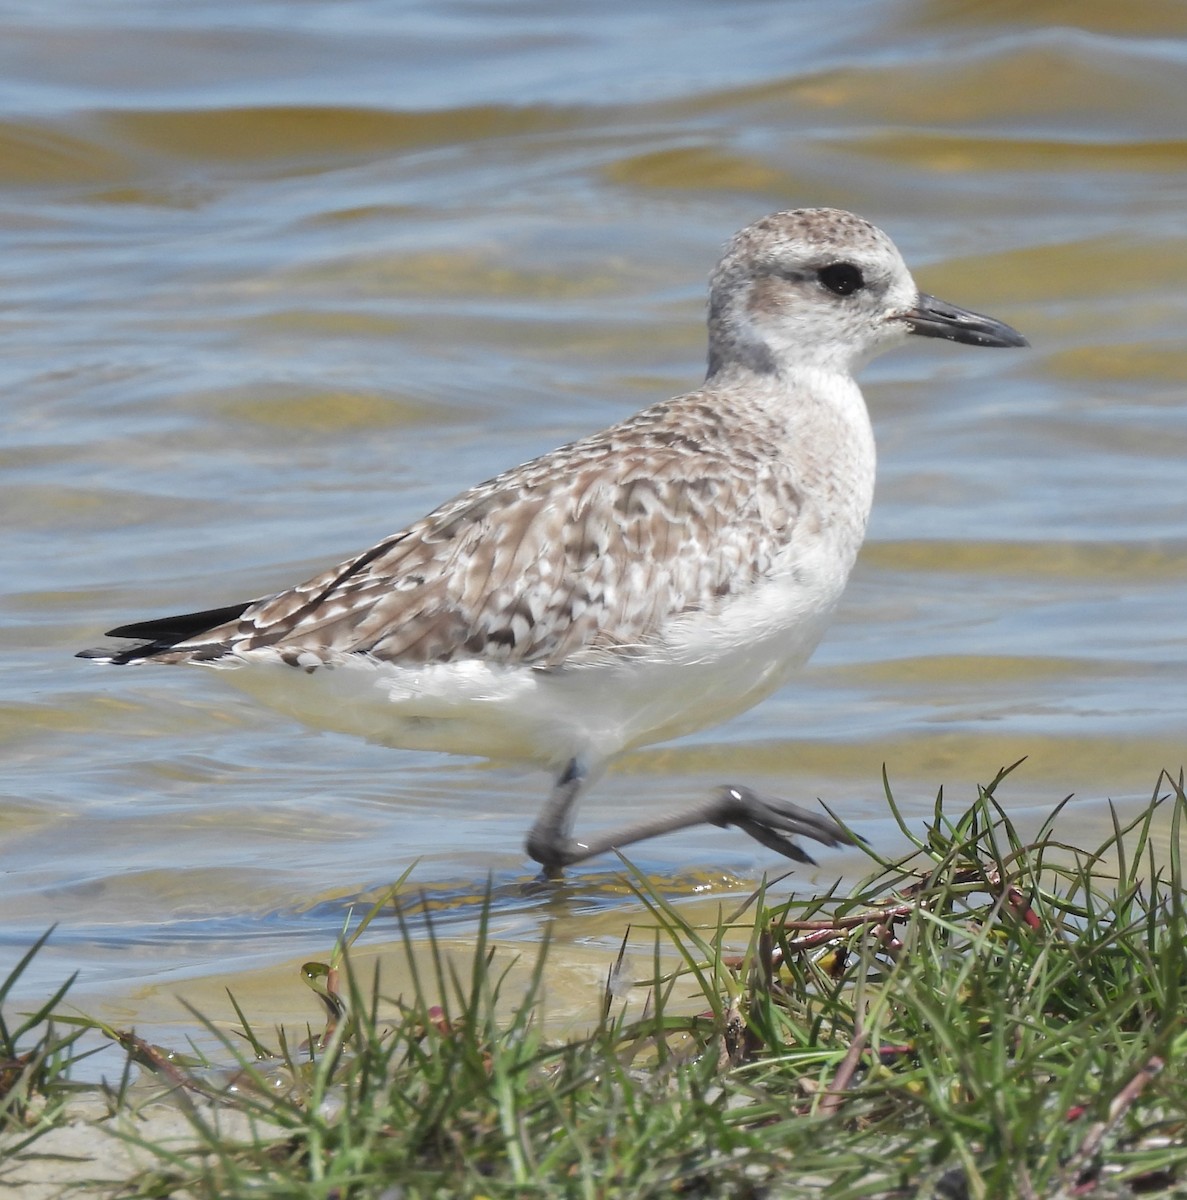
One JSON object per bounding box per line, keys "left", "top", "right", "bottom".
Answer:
{"left": 2, "top": 0, "right": 1185, "bottom": 1029}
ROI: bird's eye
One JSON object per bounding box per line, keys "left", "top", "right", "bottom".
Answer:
{"left": 817, "top": 262, "right": 864, "bottom": 296}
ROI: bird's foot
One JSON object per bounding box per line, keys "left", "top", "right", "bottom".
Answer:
{"left": 704, "top": 785, "right": 860, "bottom": 864}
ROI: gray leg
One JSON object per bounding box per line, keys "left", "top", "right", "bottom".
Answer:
{"left": 524, "top": 757, "right": 589, "bottom": 879}
{"left": 526, "top": 764, "right": 858, "bottom": 875}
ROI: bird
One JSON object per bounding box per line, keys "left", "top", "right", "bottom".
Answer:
{"left": 79, "top": 208, "right": 1028, "bottom": 878}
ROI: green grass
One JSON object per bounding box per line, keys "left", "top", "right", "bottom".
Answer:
{"left": 0, "top": 926, "right": 96, "bottom": 1156}
{"left": 3, "top": 766, "right": 1186, "bottom": 1198}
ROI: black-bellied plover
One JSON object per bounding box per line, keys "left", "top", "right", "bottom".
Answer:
{"left": 80, "top": 209, "right": 1028, "bottom": 876}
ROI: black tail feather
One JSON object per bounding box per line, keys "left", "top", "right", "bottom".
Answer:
{"left": 105, "top": 601, "right": 253, "bottom": 643}
{"left": 76, "top": 600, "right": 254, "bottom": 664}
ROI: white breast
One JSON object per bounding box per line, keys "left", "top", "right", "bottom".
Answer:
{"left": 204, "top": 371, "right": 877, "bottom": 773}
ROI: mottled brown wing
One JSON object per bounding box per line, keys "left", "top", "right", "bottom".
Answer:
{"left": 172, "top": 394, "right": 802, "bottom": 668}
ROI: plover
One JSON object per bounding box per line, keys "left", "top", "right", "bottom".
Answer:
{"left": 79, "top": 208, "right": 1027, "bottom": 876}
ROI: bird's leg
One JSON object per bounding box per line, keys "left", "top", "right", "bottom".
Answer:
{"left": 524, "top": 757, "right": 589, "bottom": 879}
{"left": 526, "top": 765, "right": 859, "bottom": 876}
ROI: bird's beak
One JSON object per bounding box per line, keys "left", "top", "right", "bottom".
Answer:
{"left": 904, "top": 293, "right": 1029, "bottom": 348}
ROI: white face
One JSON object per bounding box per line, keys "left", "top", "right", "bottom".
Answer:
{"left": 707, "top": 209, "right": 919, "bottom": 377}
{"left": 741, "top": 243, "right": 919, "bottom": 373}
{"left": 706, "top": 208, "right": 1026, "bottom": 379}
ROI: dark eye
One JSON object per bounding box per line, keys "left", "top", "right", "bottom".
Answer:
{"left": 817, "top": 262, "right": 864, "bottom": 296}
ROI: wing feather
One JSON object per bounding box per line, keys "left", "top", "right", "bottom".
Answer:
{"left": 109, "top": 387, "right": 804, "bottom": 669}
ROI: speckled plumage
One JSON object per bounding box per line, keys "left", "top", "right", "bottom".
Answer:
{"left": 81, "top": 208, "right": 1027, "bottom": 872}
{"left": 142, "top": 392, "right": 811, "bottom": 669}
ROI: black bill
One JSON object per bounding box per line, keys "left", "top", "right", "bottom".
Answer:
{"left": 905, "top": 293, "right": 1028, "bottom": 348}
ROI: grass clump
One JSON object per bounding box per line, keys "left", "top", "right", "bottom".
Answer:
{"left": 0, "top": 927, "right": 89, "bottom": 1153}
{"left": 5, "top": 766, "right": 1187, "bottom": 1198}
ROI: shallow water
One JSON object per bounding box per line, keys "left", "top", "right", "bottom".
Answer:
{"left": 2, "top": 1, "right": 1185, "bottom": 1026}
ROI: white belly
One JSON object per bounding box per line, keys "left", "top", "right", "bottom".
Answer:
{"left": 204, "top": 558, "right": 847, "bottom": 771}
